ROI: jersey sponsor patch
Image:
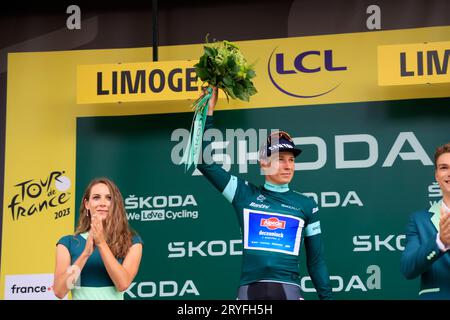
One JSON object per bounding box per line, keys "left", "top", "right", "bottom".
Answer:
{"left": 304, "top": 221, "right": 321, "bottom": 237}
{"left": 243, "top": 209, "right": 305, "bottom": 255}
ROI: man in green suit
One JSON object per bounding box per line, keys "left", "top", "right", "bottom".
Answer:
{"left": 401, "top": 142, "right": 450, "bottom": 299}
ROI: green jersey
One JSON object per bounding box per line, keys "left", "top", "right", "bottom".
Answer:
{"left": 197, "top": 116, "right": 332, "bottom": 300}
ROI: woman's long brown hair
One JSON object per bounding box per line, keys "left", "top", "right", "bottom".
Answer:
{"left": 75, "top": 177, "right": 133, "bottom": 258}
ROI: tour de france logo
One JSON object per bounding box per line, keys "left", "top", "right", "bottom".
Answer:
{"left": 8, "top": 171, "right": 72, "bottom": 221}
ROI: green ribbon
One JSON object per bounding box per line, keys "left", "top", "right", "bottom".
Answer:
{"left": 181, "top": 87, "right": 212, "bottom": 171}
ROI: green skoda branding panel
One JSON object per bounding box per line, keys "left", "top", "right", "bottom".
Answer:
{"left": 76, "top": 98, "right": 450, "bottom": 299}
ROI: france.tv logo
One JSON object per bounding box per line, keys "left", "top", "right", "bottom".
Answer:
{"left": 268, "top": 47, "right": 347, "bottom": 98}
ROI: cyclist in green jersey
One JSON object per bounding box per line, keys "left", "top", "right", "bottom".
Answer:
{"left": 196, "top": 87, "right": 333, "bottom": 300}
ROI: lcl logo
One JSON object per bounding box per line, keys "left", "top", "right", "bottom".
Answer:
{"left": 268, "top": 48, "right": 347, "bottom": 98}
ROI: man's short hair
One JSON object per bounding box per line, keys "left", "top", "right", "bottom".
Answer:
{"left": 434, "top": 142, "right": 450, "bottom": 168}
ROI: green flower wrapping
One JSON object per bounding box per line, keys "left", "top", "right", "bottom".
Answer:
{"left": 194, "top": 39, "right": 257, "bottom": 103}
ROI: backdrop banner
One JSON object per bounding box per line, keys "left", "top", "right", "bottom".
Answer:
{"left": 2, "top": 26, "right": 450, "bottom": 299}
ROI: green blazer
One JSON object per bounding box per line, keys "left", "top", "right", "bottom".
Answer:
{"left": 401, "top": 200, "right": 450, "bottom": 299}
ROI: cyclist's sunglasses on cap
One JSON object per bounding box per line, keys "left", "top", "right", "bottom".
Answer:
{"left": 267, "top": 131, "right": 293, "bottom": 144}
{"left": 260, "top": 130, "right": 302, "bottom": 159}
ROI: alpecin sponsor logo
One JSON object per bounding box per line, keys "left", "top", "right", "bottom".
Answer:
{"left": 260, "top": 217, "right": 286, "bottom": 230}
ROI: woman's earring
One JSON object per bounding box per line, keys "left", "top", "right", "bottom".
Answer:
{"left": 86, "top": 209, "right": 90, "bottom": 217}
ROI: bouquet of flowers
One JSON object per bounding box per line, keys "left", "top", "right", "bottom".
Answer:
{"left": 181, "top": 38, "right": 257, "bottom": 171}
{"left": 194, "top": 39, "right": 257, "bottom": 102}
